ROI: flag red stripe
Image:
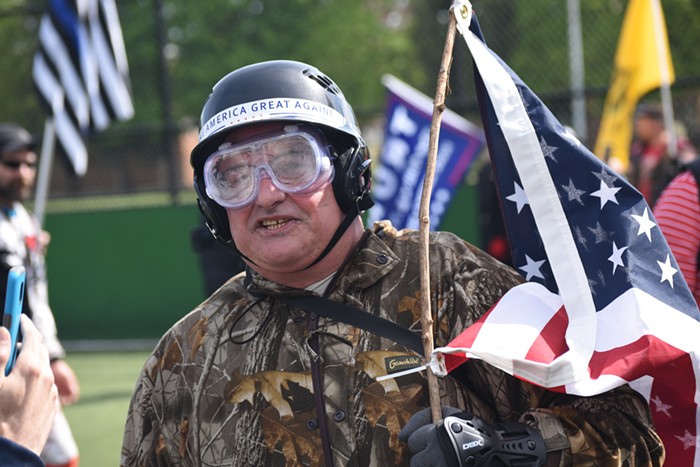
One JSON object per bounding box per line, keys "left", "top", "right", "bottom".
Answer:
{"left": 648, "top": 352, "right": 697, "bottom": 466}
{"left": 443, "top": 319, "right": 482, "bottom": 372}
{"left": 588, "top": 335, "right": 687, "bottom": 380}
{"left": 442, "top": 302, "right": 496, "bottom": 373}
{"left": 524, "top": 305, "right": 569, "bottom": 363}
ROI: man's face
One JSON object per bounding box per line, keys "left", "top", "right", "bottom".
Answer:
{"left": 634, "top": 115, "right": 663, "bottom": 145}
{"left": 216, "top": 123, "right": 345, "bottom": 275}
{"left": 0, "top": 148, "right": 37, "bottom": 203}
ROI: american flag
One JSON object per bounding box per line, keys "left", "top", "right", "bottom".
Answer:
{"left": 32, "top": 0, "right": 134, "bottom": 176}
{"left": 432, "top": 3, "right": 700, "bottom": 464}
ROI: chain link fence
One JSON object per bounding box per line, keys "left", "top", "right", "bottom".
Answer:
{"left": 441, "top": 1, "right": 700, "bottom": 146}
{"left": 1, "top": 0, "right": 699, "bottom": 212}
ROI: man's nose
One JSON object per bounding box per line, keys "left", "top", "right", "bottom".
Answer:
{"left": 254, "top": 172, "right": 286, "bottom": 207}
{"left": 19, "top": 164, "right": 36, "bottom": 179}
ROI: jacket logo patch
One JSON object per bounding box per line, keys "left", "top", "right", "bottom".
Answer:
{"left": 384, "top": 355, "right": 421, "bottom": 374}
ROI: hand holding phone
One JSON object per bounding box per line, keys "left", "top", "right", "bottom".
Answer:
{"left": 2, "top": 265, "right": 26, "bottom": 376}
{"left": 0, "top": 313, "right": 58, "bottom": 454}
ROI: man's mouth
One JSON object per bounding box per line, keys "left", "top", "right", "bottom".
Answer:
{"left": 261, "top": 219, "right": 289, "bottom": 230}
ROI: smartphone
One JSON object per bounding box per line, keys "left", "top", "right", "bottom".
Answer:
{"left": 2, "top": 266, "right": 26, "bottom": 376}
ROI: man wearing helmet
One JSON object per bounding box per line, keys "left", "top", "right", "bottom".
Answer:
{"left": 121, "top": 61, "right": 663, "bottom": 466}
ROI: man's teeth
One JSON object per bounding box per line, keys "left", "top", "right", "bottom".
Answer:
{"left": 261, "top": 219, "right": 288, "bottom": 230}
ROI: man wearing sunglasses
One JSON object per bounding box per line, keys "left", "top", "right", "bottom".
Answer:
{"left": 0, "top": 123, "right": 80, "bottom": 467}
{"left": 121, "top": 61, "right": 663, "bottom": 466}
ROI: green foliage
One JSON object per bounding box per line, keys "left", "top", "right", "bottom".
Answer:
{"left": 0, "top": 9, "right": 44, "bottom": 135}
{"left": 664, "top": 0, "right": 700, "bottom": 79}
{"left": 2, "top": 0, "right": 700, "bottom": 141}
{"left": 122, "top": 0, "right": 424, "bottom": 126}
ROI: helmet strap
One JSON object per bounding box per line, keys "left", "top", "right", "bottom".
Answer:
{"left": 303, "top": 206, "right": 360, "bottom": 270}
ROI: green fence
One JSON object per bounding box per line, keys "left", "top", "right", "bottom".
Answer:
{"left": 44, "top": 202, "right": 206, "bottom": 342}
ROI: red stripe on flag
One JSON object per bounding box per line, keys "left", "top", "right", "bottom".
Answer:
{"left": 524, "top": 305, "right": 568, "bottom": 364}
{"left": 648, "top": 353, "right": 697, "bottom": 466}
{"left": 442, "top": 304, "right": 495, "bottom": 373}
{"left": 588, "top": 335, "right": 686, "bottom": 380}
{"left": 586, "top": 338, "right": 697, "bottom": 464}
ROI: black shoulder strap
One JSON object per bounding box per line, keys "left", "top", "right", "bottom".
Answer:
{"left": 280, "top": 295, "right": 424, "bottom": 355}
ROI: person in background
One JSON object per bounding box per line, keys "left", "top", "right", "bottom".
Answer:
{"left": 121, "top": 60, "right": 663, "bottom": 466}
{"left": 627, "top": 102, "right": 696, "bottom": 208}
{"left": 0, "top": 124, "right": 80, "bottom": 467}
{"left": 0, "top": 315, "right": 59, "bottom": 467}
{"left": 190, "top": 214, "right": 247, "bottom": 296}
{"left": 653, "top": 155, "right": 700, "bottom": 306}
{"left": 475, "top": 157, "right": 512, "bottom": 267}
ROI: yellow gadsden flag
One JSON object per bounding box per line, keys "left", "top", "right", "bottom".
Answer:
{"left": 594, "top": 0, "right": 674, "bottom": 172}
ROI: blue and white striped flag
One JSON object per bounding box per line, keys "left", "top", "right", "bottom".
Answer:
{"left": 32, "top": 0, "right": 134, "bottom": 175}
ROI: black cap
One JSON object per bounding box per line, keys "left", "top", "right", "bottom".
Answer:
{"left": 636, "top": 102, "right": 664, "bottom": 121}
{"left": 0, "top": 123, "right": 35, "bottom": 155}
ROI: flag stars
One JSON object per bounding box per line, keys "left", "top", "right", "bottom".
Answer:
{"left": 651, "top": 395, "right": 672, "bottom": 417}
{"left": 587, "top": 270, "right": 606, "bottom": 295}
{"left": 590, "top": 179, "right": 621, "bottom": 209}
{"left": 561, "top": 179, "right": 586, "bottom": 205}
{"left": 657, "top": 254, "right": 678, "bottom": 288}
{"left": 631, "top": 208, "right": 656, "bottom": 242}
{"left": 518, "top": 255, "right": 546, "bottom": 281}
{"left": 597, "top": 269, "right": 606, "bottom": 287}
{"left": 675, "top": 430, "right": 697, "bottom": 450}
{"left": 592, "top": 168, "right": 618, "bottom": 187}
{"left": 608, "top": 242, "right": 628, "bottom": 274}
{"left": 506, "top": 181, "right": 529, "bottom": 213}
{"left": 588, "top": 221, "right": 611, "bottom": 244}
{"left": 574, "top": 226, "right": 589, "bottom": 251}
{"left": 539, "top": 136, "right": 559, "bottom": 162}
{"left": 588, "top": 276, "right": 599, "bottom": 296}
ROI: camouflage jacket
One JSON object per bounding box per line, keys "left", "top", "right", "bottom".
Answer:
{"left": 121, "top": 222, "right": 663, "bottom": 466}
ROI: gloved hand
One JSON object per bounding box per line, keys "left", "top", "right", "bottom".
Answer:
{"left": 399, "top": 407, "right": 547, "bottom": 467}
{"left": 399, "top": 406, "right": 463, "bottom": 467}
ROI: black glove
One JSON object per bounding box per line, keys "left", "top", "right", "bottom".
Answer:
{"left": 399, "top": 406, "right": 463, "bottom": 467}
{"left": 399, "top": 407, "right": 546, "bottom": 467}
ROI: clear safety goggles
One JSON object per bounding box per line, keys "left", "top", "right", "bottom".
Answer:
{"left": 203, "top": 127, "right": 335, "bottom": 209}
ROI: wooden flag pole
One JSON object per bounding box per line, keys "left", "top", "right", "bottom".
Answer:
{"left": 419, "top": 2, "right": 459, "bottom": 424}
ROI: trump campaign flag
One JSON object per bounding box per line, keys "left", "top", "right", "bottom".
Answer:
{"left": 32, "top": 0, "right": 134, "bottom": 176}
{"left": 593, "top": 0, "right": 675, "bottom": 171}
{"left": 366, "top": 75, "right": 484, "bottom": 230}
{"left": 431, "top": 2, "right": 700, "bottom": 464}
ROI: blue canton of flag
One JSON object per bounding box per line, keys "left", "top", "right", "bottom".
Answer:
{"left": 483, "top": 53, "right": 697, "bottom": 321}
{"left": 432, "top": 3, "right": 700, "bottom": 465}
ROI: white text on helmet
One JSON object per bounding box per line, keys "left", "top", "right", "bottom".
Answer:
{"left": 199, "top": 98, "right": 347, "bottom": 142}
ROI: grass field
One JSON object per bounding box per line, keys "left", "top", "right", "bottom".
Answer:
{"left": 63, "top": 351, "right": 151, "bottom": 467}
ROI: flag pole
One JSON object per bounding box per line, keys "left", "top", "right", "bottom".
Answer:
{"left": 651, "top": 0, "right": 677, "bottom": 158}
{"left": 419, "top": 1, "right": 459, "bottom": 424}
{"left": 566, "top": 0, "right": 587, "bottom": 141}
{"left": 34, "top": 118, "right": 56, "bottom": 227}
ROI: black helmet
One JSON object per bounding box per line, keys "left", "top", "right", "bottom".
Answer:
{"left": 191, "top": 60, "right": 373, "bottom": 253}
